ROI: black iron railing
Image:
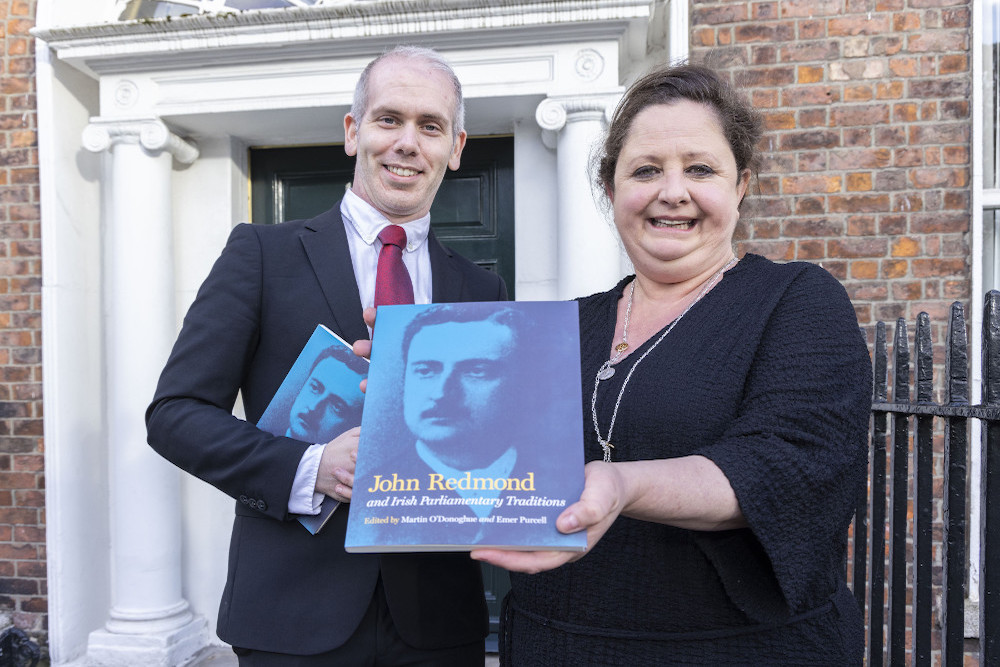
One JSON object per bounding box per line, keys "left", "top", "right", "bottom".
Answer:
{"left": 857, "top": 293, "right": 1000, "bottom": 666}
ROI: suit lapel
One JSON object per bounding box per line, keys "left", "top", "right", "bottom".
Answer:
{"left": 428, "top": 229, "right": 465, "bottom": 303}
{"left": 300, "top": 204, "right": 370, "bottom": 343}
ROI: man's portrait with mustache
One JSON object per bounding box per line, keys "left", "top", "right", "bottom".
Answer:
{"left": 286, "top": 344, "right": 366, "bottom": 445}
{"left": 401, "top": 304, "right": 526, "bottom": 474}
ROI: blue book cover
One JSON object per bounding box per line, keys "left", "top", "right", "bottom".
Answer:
{"left": 257, "top": 324, "right": 368, "bottom": 535}
{"left": 345, "top": 301, "right": 586, "bottom": 552}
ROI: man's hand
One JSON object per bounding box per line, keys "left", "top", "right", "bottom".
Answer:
{"left": 352, "top": 306, "right": 378, "bottom": 393}
{"left": 314, "top": 426, "right": 360, "bottom": 502}
{"left": 470, "top": 461, "right": 625, "bottom": 573}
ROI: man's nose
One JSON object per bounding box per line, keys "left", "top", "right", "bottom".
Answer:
{"left": 394, "top": 123, "right": 419, "bottom": 155}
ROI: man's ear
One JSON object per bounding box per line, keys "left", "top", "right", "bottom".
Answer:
{"left": 448, "top": 130, "right": 468, "bottom": 171}
{"left": 344, "top": 113, "right": 359, "bottom": 157}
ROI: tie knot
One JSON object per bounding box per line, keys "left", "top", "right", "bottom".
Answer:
{"left": 378, "top": 225, "right": 407, "bottom": 250}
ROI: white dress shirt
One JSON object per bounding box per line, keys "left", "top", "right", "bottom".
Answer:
{"left": 289, "top": 189, "right": 434, "bottom": 515}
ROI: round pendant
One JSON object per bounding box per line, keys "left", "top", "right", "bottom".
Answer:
{"left": 597, "top": 365, "right": 615, "bottom": 381}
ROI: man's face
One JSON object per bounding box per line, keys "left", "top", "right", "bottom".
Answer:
{"left": 403, "top": 320, "right": 515, "bottom": 462}
{"left": 287, "top": 357, "right": 365, "bottom": 444}
{"left": 344, "top": 57, "right": 467, "bottom": 224}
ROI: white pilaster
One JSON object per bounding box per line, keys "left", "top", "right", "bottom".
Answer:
{"left": 536, "top": 94, "right": 623, "bottom": 299}
{"left": 82, "top": 118, "right": 208, "bottom": 666}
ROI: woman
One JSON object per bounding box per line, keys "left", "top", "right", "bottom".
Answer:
{"left": 471, "top": 64, "right": 872, "bottom": 665}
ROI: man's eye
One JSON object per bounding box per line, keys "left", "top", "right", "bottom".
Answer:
{"left": 309, "top": 379, "right": 324, "bottom": 394}
{"left": 423, "top": 124, "right": 442, "bottom": 133}
{"left": 410, "top": 364, "right": 437, "bottom": 378}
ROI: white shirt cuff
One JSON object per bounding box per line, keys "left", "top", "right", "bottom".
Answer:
{"left": 288, "top": 443, "right": 326, "bottom": 515}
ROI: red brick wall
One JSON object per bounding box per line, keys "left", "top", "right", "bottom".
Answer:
{"left": 0, "top": 0, "right": 45, "bottom": 650}
{"left": 693, "top": 0, "right": 972, "bottom": 333}
{"left": 692, "top": 0, "right": 974, "bottom": 663}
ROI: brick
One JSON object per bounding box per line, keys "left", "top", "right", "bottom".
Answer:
{"left": 892, "top": 237, "right": 921, "bottom": 257}
{"left": 780, "top": 0, "right": 842, "bottom": 17}
{"left": 847, "top": 173, "right": 872, "bottom": 191}
{"left": 798, "top": 65, "right": 824, "bottom": 84}
{"left": 940, "top": 54, "right": 968, "bottom": 75}
{"left": 940, "top": 100, "right": 969, "bottom": 120}
{"left": 893, "top": 12, "right": 922, "bottom": 31}
{"left": 794, "top": 197, "right": 826, "bottom": 215}
{"left": 797, "top": 239, "right": 826, "bottom": 259}
{"left": 694, "top": 28, "right": 715, "bottom": 47}
{"left": 883, "top": 260, "right": 909, "bottom": 279}
{"left": 820, "top": 260, "right": 847, "bottom": 280}
{"left": 784, "top": 218, "right": 844, "bottom": 237}
{"left": 845, "top": 85, "right": 874, "bottom": 102}
{"left": 750, "top": 45, "right": 777, "bottom": 64}
{"left": 941, "top": 7, "right": 970, "bottom": 29}
{"left": 832, "top": 104, "right": 891, "bottom": 126}
{"left": 874, "top": 170, "right": 908, "bottom": 191}
{"left": 876, "top": 82, "right": 905, "bottom": 99}
{"left": 852, "top": 260, "right": 879, "bottom": 279}
{"left": 846, "top": 283, "right": 889, "bottom": 300}
{"left": 780, "top": 42, "right": 842, "bottom": 63}
{"left": 847, "top": 216, "right": 877, "bottom": 236}
{"left": 797, "top": 152, "right": 828, "bottom": 171}
{"left": 830, "top": 148, "right": 892, "bottom": 169}
{"left": 943, "top": 191, "right": 968, "bottom": 210}
{"left": 780, "top": 129, "right": 840, "bottom": 150}
{"left": 798, "top": 108, "right": 826, "bottom": 127}
{"left": 829, "top": 15, "right": 892, "bottom": 36}
{"left": 781, "top": 174, "right": 841, "bottom": 194}
{"left": 735, "top": 23, "right": 794, "bottom": 43}
{"left": 829, "top": 194, "right": 891, "bottom": 213}
{"left": 910, "top": 168, "right": 967, "bottom": 189}
{"left": 692, "top": 5, "right": 749, "bottom": 24}
{"left": 894, "top": 103, "right": 918, "bottom": 123}
{"left": 764, "top": 110, "right": 795, "bottom": 130}
{"left": 741, "top": 67, "right": 795, "bottom": 87}
{"left": 798, "top": 20, "right": 825, "bottom": 40}
{"left": 0, "top": 543, "right": 35, "bottom": 559}
{"left": 912, "top": 258, "right": 965, "bottom": 277}
{"left": 893, "top": 281, "right": 923, "bottom": 300}
{"left": 911, "top": 213, "right": 968, "bottom": 234}
{"left": 910, "top": 78, "right": 970, "bottom": 99}
{"left": 907, "top": 30, "right": 968, "bottom": 53}
{"left": 828, "top": 237, "right": 889, "bottom": 257}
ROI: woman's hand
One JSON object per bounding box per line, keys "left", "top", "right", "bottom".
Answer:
{"left": 471, "top": 461, "right": 625, "bottom": 573}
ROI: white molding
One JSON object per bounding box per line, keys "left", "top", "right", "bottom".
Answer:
{"left": 82, "top": 117, "right": 199, "bottom": 164}
{"left": 33, "top": 0, "right": 654, "bottom": 78}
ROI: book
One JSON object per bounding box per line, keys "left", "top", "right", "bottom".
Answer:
{"left": 345, "top": 301, "right": 586, "bottom": 552}
{"left": 256, "top": 323, "right": 368, "bottom": 535}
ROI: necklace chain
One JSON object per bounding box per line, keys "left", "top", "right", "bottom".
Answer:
{"left": 591, "top": 257, "right": 738, "bottom": 462}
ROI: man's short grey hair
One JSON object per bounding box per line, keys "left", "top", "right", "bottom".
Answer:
{"left": 350, "top": 45, "right": 465, "bottom": 138}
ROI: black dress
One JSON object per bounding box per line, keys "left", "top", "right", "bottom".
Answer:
{"left": 503, "top": 255, "right": 872, "bottom": 666}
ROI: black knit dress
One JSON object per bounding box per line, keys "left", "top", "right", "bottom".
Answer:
{"left": 502, "top": 255, "right": 872, "bottom": 666}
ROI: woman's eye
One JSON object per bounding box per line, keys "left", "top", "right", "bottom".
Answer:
{"left": 687, "top": 164, "right": 715, "bottom": 176}
{"left": 632, "top": 166, "right": 658, "bottom": 178}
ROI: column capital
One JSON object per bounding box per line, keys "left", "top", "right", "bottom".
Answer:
{"left": 82, "top": 117, "right": 199, "bottom": 165}
{"left": 534, "top": 93, "right": 622, "bottom": 149}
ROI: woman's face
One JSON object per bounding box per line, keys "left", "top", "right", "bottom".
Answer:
{"left": 610, "top": 99, "right": 749, "bottom": 283}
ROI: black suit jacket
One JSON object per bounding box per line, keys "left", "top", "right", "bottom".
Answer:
{"left": 146, "top": 204, "right": 505, "bottom": 655}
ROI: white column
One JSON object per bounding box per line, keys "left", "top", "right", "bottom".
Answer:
{"left": 82, "top": 118, "right": 208, "bottom": 666}
{"left": 536, "top": 95, "right": 624, "bottom": 299}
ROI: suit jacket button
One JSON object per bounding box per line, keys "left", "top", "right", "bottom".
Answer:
{"left": 240, "top": 495, "right": 248, "bottom": 504}
{"left": 257, "top": 500, "right": 267, "bottom": 511}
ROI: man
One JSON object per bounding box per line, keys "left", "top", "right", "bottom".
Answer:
{"left": 146, "top": 45, "right": 504, "bottom": 665}
{"left": 285, "top": 345, "right": 366, "bottom": 444}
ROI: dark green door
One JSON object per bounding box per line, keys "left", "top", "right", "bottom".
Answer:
{"left": 250, "top": 138, "right": 514, "bottom": 649}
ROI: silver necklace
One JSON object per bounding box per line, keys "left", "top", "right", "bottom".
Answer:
{"left": 591, "top": 257, "right": 738, "bottom": 462}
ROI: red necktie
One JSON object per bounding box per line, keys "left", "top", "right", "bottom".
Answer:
{"left": 374, "top": 225, "right": 415, "bottom": 307}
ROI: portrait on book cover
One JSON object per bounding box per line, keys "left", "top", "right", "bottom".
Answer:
{"left": 257, "top": 329, "right": 368, "bottom": 446}
{"left": 350, "top": 301, "right": 585, "bottom": 550}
